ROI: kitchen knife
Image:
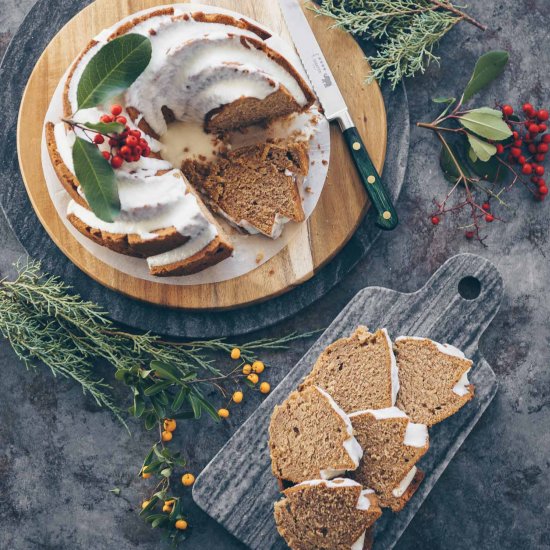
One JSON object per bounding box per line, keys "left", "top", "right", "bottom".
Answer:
{"left": 278, "top": 0, "right": 398, "bottom": 230}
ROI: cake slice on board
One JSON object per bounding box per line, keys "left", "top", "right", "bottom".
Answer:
{"left": 274, "top": 478, "right": 381, "bottom": 550}
{"left": 299, "top": 326, "right": 398, "bottom": 413}
{"left": 269, "top": 386, "right": 363, "bottom": 484}
{"left": 395, "top": 336, "right": 474, "bottom": 426}
{"left": 349, "top": 407, "right": 429, "bottom": 511}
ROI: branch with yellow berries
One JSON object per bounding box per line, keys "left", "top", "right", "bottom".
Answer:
{"left": 135, "top": 350, "right": 277, "bottom": 540}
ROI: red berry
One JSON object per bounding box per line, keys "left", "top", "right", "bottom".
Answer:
{"left": 482, "top": 202, "right": 490, "bottom": 211}
{"left": 512, "top": 131, "right": 519, "bottom": 140}
{"left": 108, "top": 138, "right": 118, "bottom": 147}
{"left": 535, "top": 165, "right": 545, "bottom": 176}
{"left": 523, "top": 103, "right": 534, "bottom": 114}
{"left": 120, "top": 145, "right": 131, "bottom": 156}
{"left": 522, "top": 163, "right": 533, "bottom": 175}
{"left": 93, "top": 134, "right": 105, "bottom": 144}
{"left": 537, "top": 109, "right": 549, "bottom": 122}
{"left": 431, "top": 216, "right": 440, "bottom": 225}
{"left": 126, "top": 136, "right": 138, "bottom": 147}
{"left": 131, "top": 154, "right": 141, "bottom": 162}
{"left": 134, "top": 146, "right": 143, "bottom": 157}
{"left": 531, "top": 176, "right": 540, "bottom": 184}
{"left": 111, "top": 104, "right": 123, "bottom": 116}
{"left": 100, "top": 114, "right": 114, "bottom": 123}
{"left": 465, "top": 231, "right": 475, "bottom": 239}
{"left": 525, "top": 133, "right": 533, "bottom": 142}
{"left": 513, "top": 139, "right": 523, "bottom": 147}
{"left": 542, "top": 134, "right": 550, "bottom": 144}
{"left": 518, "top": 156, "right": 526, "bottom": 165}
{"left": 539, "top": 124, "right": 548, "bottom": 132}
{"left": 511, "top": 147, "right": 522, "bottom": 157}
{"left": 111, "top": 155, "right": 123, "bottom": 169}
{"left": 496, "top": 143, "right": 504, "bottom": 154}
{"left": 538, "top": 143, "right": 549, "bottom": 153}
{"left": 502, "top": 105, "right": 514, "bottom": 117}
{"left": 116, "top": 116, "right": 127, "bottom": 125}
{"left": 102, "top": 151, "right": 111, "bottom": 160}
{"left": 529, "top": 124, "right": 540, "bottom": 134}
{"left": 528, "top": 143, "right": 537, "bottom": 154}
{"left": 540, "top": 185, "right": 549, "bottom": 195}
{"left": 485, "top": 214, "right": 494, "bottom": 223}
{"left": 143, "top": 147, "right": 151, "bottom": 157}
{"left": 535, "top": 154, "right": 546, "bottom": 162}
{"left": 130, "top": 129, "right": 142, "bottom": 138}
{"left": 538, "top": 178, "right": 546, "bottom": 187}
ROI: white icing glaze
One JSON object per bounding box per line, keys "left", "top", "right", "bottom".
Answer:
{"left": 349, "top": 406, "right": 407, "bottom": 420}
{"left": 147, "top": 223, "right": 218, "bottom": 268}
{"left": 356, "top": 489, "right": 374, "bottom": 511}
{"left": 294, "top": 478, "right": 361, "bottom": 489}
{"left": 315, "top": 387, "right": 363, "bottom": 479}
{"left": 453, "top": 369, "right": 472, "bottom": 396}
{"left": 392, "top": 466, "right": 418, "bottom": 498}
{"left": 382, "top": 328, "right": 399, "bottom": 406}
{"left": 403, "top": 422, "right": 429, "bottom": 448}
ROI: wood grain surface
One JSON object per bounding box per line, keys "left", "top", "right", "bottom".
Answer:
{"left": 193, "top": 254, "right": 502, "bottom": 549}
{"left": 17, "top": 0, "right": 387, "bottom": 310}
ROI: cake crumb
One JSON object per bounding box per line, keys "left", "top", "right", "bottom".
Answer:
{"left": 149, "top": 29, "right": 157, "bottom": 36}
{"left": 268, "top": 269, "right": 275, "bottom": 276}
{"left": 305, "top": 186, "right": 313, "bottom": 194}
{"left": 256, "top": 252, "right": 265, "bottom": 264}
{"left": 322, "top": 159, "right": 328, "bottom": 166}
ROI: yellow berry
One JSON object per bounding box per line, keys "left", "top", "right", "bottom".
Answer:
{"left": 164, "top": 419, "right": 177, "bottom": 432}
{"left": 175, "top": 519, "right": 188, "bottom": 530}
{"left": 242, "top": 364, "right": 252, "bottom": 375}
{"left": 162, "top": 504, "right": 172, "bottom": 513}
{"left": 231, "top": 348, "right": 241, "bottom": 360}
{"left": 141, "top": 500, "right": 151, "bottom": 509}
{"left": 252, "top": 361, "right": 265, "bottom": 374}
{"left": 141, "top": 471, "right": 152, "bottom": 479}
{"left": 161, "top": 430, "right": 173, "bottom": 442}
{"left": 232, "top": 391, "right": 244, "bottom": 404}
{"left": 260, "top": 382, "right": 271, "bottom": 394}
{"left": 181, "top": 473, "right": 195, "bottom": 486}
{"left": 247, "top": 373, "right": 259, "bottom": 385}
{"left": 218, "top": 408, "right": 230, "bottom": 419}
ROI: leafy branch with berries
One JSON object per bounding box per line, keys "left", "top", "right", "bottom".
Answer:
{"left": 417, "top": 50, "right": 550, "bottom": 242}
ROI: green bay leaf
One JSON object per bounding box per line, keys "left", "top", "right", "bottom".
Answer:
{"left": 459, "top": 108, "right": 512, "bottom": 141}
{"left": 440, "top": 142, "right": 463, "bottom": 183}
{"left": 77, "top": 34, "right": 152, "bottom": 110}
{"left": 72, "top": 137, "right": 120, "bottom": 222}
{"left": 81, "top": 121, "right": 125, "bottom": 134}
{"left": 467, "top": 133, "right": 497, "bottom": 162}
{"left": 462, "top": 51, "right": 509, "bottom": 103}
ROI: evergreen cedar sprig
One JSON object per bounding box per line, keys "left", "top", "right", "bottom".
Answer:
{"left": 313, "top": 0, "right": 486, "bottom": 89}
{"left": 0, "top": 259, "right": 319, "bottom": 428}
{"left": 417, "top": 51, "right": 549, "bottom": 242}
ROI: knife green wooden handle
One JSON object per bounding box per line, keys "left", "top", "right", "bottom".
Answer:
{"left": 343, "top": 126, "right": 398, "bottom": 230}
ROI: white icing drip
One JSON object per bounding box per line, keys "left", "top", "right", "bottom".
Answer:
{"left": 294, "top": 478, "right": 361, "bottom": 489}
{"left": 315, "top": 387, "right": 363, "bottom": 479}
{"left": 356, "top": 489, "right": 374, "bottom": 511}
{"left": 392, "top": 466, "right": 417, "bottom": 498}
{"left": 349, "top": 407, "right": 407, "bottom": 420}
{"left": 147, "top": 223, "right": 218, "bottom": 268}
{"left": 381, "top": 328, "right": 399, "bottom": 405}
{"left": 453, "top": 369, "right": 472, "bottom": 396}
{"left": 403, "top": 423, "right": 429, "bottom": 448}
{"left": 54, "top": 122, "right": 76, "bottom": 172}
{"left": 67, "top": 184, "right": 207, "bottom": 241}
{"left": 351, "top": 531, "right": 366, "bottom": 550}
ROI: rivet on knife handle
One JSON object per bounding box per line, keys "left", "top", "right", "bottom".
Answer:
{"left": 342, "top": 126, "right": 398, "bottom": 230}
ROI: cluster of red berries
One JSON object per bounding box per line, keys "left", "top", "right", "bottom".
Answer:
{"left": 92, "top": 104, "right": 151, "bottom": 169}
{"left": 500, "top": 103, "right": 549, "bottom": 200}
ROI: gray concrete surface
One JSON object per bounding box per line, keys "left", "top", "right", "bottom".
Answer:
{"left": 1, "top": 1, "right": 549, "bottom": 549}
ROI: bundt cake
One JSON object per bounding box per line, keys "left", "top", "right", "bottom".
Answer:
{"left": 46, "top": 6, "right": 316, "bottom": 277}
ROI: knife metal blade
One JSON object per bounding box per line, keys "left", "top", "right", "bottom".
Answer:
{"left": 278, "top": 0, "right": 352, "bottom": 130}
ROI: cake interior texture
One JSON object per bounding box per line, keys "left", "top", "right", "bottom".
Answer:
{"left": 274, "top": 480, "right": 381, "bottom": 550}
{"left": 350, "top": 409, "right": 429, "bottom": 511}
{"left": 300, "top": 326, "right": 396, "bottom": 413}
{"left": 182, "top": 139, "right": 309, "bottom": 237}
{"left": 269, "top": 387, "right": 360, "bottom": 484}
{"left": 395, "top": 337, "right": 474, "bottom": 426}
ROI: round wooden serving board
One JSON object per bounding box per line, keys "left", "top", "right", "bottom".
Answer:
{"left": 17, "top": 0, "right": 387, "bottom": 310}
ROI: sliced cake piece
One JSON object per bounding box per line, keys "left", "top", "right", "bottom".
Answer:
{"left": 349, "top": 407, "right": 429, "bottom": 512}
{"left": 299, "top": 326, "right": 398, "bottom": 413}
{"left": 269, "top": 386, "right": 363, "bottom": 483}
{"left": 395, "top": 336, "right": 474, "bottom": 426}
{"left": 274, "top": 478, "right": 381, "bottom": 550}
{"left": 182, "top": 138, "right": 308, "bottom": 238}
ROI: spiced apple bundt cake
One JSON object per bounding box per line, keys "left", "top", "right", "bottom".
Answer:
{"left": 46, "top": 6, "right": 316, "bottom": 277}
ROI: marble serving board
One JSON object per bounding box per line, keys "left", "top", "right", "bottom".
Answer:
{"left": 193, "top": 253, "right": 502, "bottom": 549}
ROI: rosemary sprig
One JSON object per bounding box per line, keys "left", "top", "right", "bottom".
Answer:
{"left": 313, "top": 0, "right": 486, "bottom": 89}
